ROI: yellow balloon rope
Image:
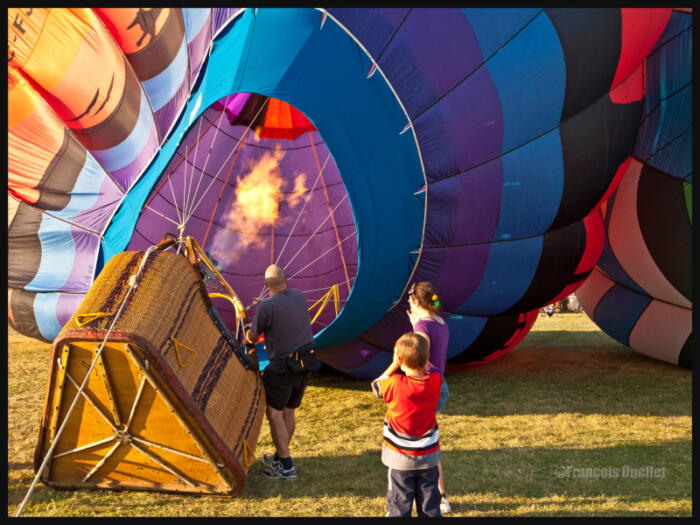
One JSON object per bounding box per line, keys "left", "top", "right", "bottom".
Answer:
{"left": 242, "top": 438, "right": 256, "bottom": 468}
{"left": 75, "top": 312, "right": 111, "bottom": 326}
{"left": 308, "top": 284, "right": 340, "bottom": 324}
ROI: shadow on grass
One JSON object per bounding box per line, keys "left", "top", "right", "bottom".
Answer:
{"left": 243, "top": 439, "right": 690, "bottom": 518}
{"left": 9, "top": 440, "right": 689, "bottom": 516}
{"left": 311, "top": 340, "right": 691, "bottom": 417}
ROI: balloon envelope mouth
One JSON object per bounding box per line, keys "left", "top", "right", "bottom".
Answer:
{"left": 129, "top": 93, "right": 358, "bottom": 333}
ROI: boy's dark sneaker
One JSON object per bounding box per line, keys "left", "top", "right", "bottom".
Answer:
{"left": 261, "top": 454, "right": 280, "bottom": 468}
{"left": 262, "top": 464, "right": 297, "bottom": 480}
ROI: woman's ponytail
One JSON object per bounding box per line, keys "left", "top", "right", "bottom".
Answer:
{"left": 409, "top": 281, "right": 442, "bottom": 312}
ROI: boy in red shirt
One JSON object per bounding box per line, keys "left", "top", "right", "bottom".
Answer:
{"left": 371, "top": 332, "right": 443, "bottom": 517}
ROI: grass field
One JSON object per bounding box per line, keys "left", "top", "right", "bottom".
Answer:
{"left": 7, "top": 314, "right": 692, "bottom": 517}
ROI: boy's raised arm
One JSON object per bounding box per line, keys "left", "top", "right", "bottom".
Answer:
{"left": 371, "top": 347, "right": 401, "bottom": 398}
{"left": 378, "top": 347, "right": 401, "bottom": 379}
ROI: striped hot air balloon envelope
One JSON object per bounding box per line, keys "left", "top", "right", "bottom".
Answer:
{"left": 577, "top": 10, "right": 692, "bottom": 369}
{"left": 8, "top": 7, "right": 216, "bottom": 340}
{"left": 8, "top": 8, "right": 688, "bottom": 379}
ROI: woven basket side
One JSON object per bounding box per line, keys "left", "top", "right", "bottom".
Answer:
{"left": 111, "top": 252, "right": 206, "bottom": 351}
{"left": 202, "top": 360, "right": 265, "bottom": 469}
{"left": 55, "top": 249, "right": 265, "bottom": 477}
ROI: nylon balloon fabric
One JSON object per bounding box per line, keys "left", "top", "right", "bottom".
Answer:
{"left": 8, "top": 8, "right": 220, "bottom": 340}
{"left": 576, "top": 10, "right": 692, "bottom": 368}
{"left": 315, "top": 8, "right": 672, "bottom": 377}
{"left": 8, "top": 8, "right": 681, "bottom": 380}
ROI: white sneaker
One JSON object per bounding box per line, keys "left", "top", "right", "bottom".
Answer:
{"left": 440, "top": 496, "right": 452, "bottom": 514}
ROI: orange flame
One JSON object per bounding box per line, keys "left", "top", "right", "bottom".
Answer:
{"left": 287, "top": 173, "right": 308, "bottom": 209}
{"left": 210, "top": 151, "right": 308, "bottom": 266}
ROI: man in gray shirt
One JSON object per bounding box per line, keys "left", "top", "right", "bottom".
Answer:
{"left": 245, "top": 264, "right": 315, "bottom": 480}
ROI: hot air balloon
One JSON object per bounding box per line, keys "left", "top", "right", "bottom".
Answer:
{"left": 8, "top": 8, "right": 681, "bottom": 379}
{"left": 576, "top": 9, "right": 692, "bottom": 368}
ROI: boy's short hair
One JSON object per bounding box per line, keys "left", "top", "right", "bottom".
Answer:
{"left": 395, "top": 332, "right": 429, "bottom": 371}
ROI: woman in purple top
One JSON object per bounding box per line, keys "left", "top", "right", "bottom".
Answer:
{"left": 407, "top": 281, "right": 451, "bottom": 514}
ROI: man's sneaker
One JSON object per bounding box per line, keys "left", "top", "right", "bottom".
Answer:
{"left": 261, "top": 454, "right": 280, "bottom": 468}
{"left": 440, "top": 496, "right": 452, "bottom": 514}
{"left": 262, "top": 463, "right": 297, "bottom": 480}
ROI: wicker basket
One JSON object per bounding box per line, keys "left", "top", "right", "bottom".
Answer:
{"left": 34, "top": 248, "right": 265, "bottom": 495}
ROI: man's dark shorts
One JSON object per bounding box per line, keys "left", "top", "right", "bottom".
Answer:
{"left": 262, "top": 368, "right": 310, "bottom": 411}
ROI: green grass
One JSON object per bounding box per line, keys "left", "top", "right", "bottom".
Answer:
{"left": 7, "top": 315, "right": 692, "bottom": 516}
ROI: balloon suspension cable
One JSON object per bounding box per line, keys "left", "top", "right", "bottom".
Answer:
{"left": 185, "top": 236, "right": 248, "bottom": 324}
{"left": 309, "top": 133, "right": 352, "bottom": 296}
{"left": 182, "top": 106, "right": 208, "bottom": 227}
{"left": 143, "top": 106, "right": 227, "bottom": 211}
{"left": 16, "top": 246, "right": 158, "bottom": 517}
{"left": 245, "top": 296, "right": 264, "bottom": 312}
{"left": 252, "top": 149, "right": 335, "bottom": 305}
{"left": 201, "top": 126, "right": 252, "bottom": 248}
{"left": 255, "top": 152, "right": 330, "bottom": 303}
{"left": 281, "top": 193, "right": 350, "bottom": 272}
{"left": 182, "top": 97, "right": 270, "bottom": 227}
{"left": 182, "top": 99, "right": 233, "bottom": 223}
{"left": 176, "top": 224, "right": 187, "bottom": 254}
{"left": 273, "top": 150, "right": 329, "bottom": 267}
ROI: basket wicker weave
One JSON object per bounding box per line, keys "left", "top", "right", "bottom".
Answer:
{"left": 34, "top": 248, "right": 265, "bottom": 495}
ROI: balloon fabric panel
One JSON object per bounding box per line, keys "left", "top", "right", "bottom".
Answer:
{"left": 634, "top": 12, "right": 692, "bottom": 180}
{"left": 628, "top": 300, "right": 692, "bottom": 364}
{"left": 636, "top": 165, "right": 692, "bottom": 303}
{"left": 183, "top": 9, "right": 213, "bottom": 88}
{"left": 8, "top": 289, "right": 44, "bottom": 340}
{"left": 593, "top": 277, "right": 653, "bottom": 346}
{"left": 9, "top": 8, "right": 160, "bottom": 194}
{"left": 95, "top": 8, "right": 191, "bottom": 138}
{"left": 606, "top": 161, "right": 690, "bottom": 309}
{"left": 609, "top": 8, "right": 672, "bottom": 102}
{"left": 9, "top": 68, "right": 78, "bottom": 211}
{"left": 445, "top": 310, "right": 539, "bottom": 367}
{"left": 315, "top": 8, "right": 670, "bottom": 377}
